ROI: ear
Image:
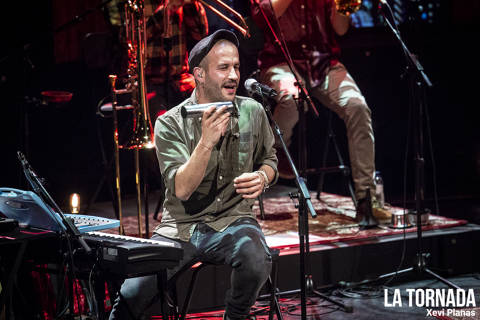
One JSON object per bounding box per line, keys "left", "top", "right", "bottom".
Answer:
{"left": 194, "top": 67, "right": 204, "bottom": 80}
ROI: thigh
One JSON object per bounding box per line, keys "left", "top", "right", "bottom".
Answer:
{"left": 194, "top": 218, "right": 271, "bottom": 267}
{"left": 262, "top": 64, "right": 303, "bottom": 98}
{"left": 150, "top": 233, "right": 199, "bottom": 280}
{"left": 313, "top": 62, "right": 368, "bottom": 119}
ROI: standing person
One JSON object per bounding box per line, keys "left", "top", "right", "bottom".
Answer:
{"left": 144, "top": 0, "right": 208, "bottom": 120}
{"left": 202, "top": 0, "right": 265, "bottom": 96}
{"left": 108, "top": 29, "right": 278, "bottom": 320}
{"left": 105, "top": 0, "right": 209, "bottom": 119}
{"left": 252, "top": 0, "right": 378, "bottom": 220}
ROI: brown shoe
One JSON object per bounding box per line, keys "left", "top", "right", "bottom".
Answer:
{"left": 372, "top": 206, "right": 392, "bottom": 222}
{"left": 356, "top": 197, "right": 392, "bottom": 224}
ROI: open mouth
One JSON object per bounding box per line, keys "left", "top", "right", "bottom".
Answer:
{"left": 223, "top": 83, "right": 237, "bottom": 94}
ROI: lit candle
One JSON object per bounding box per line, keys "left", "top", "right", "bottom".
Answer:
{"left": 70, "top": 193, "right": 80, "bottom": 213}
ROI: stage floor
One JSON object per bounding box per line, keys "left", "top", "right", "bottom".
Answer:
{"left": 89, "top": 183, "right": 471, "bottom": 249}
{"left": 151, "top": 274, "right": 480, "bottom": 320}
{"left": 86, "top": 183, "right": 480, "bottom": 319}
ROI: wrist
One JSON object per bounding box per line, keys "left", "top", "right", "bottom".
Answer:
{"left": 254, "top": 170, "right": 269, "bottom": 192}
{"left": 198, "top": 139, "right": 213, "bottom": 151}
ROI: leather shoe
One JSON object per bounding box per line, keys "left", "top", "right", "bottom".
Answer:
{"left": 356, "top": 197, "right": 392, "bottom": 224}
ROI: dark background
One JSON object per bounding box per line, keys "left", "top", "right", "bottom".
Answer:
{"left": 0, "top": 0, "right": 479, "bottom": 221}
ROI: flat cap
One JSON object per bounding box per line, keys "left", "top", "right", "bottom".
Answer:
{"left": 188, "top": 29, "right": 239, "bottom": 73}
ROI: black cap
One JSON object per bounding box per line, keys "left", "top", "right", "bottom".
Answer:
{"left": 188, "top": 29, "right": 239, "bottom": 73}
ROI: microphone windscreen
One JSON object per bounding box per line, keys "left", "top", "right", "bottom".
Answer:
{"left": 244, "top": 78, "right": 257, "bottom": 92}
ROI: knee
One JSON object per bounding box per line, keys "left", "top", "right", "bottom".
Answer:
{"left": 275, "top": 92, "right": 297, "bottom": 110}
{"left": 272, "top": 94, "right": 299, "bottom": 125}
{"left": 110, "top": 275, "right": 159, "bottom": 319}
{"left": 343, "top": 99, "right": 371, "bottom": 124}
{"left": 235, "top": 245, "right": 272, "bottom": 284}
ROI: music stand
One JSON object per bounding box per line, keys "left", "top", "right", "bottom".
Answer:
{"left": 17, "top": 151, "right": 93, "bottom": 320}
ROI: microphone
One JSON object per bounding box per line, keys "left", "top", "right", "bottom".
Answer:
{"left": 244, "top": 79, "right": 278, "bottom": 98}
{"left": 181, "top": 101, "right": 235, "bottom": 118}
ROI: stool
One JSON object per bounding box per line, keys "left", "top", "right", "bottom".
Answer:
{"left": 167, "top": 248, "right": 284, "bottom": 320}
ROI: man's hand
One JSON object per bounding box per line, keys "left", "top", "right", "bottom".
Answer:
{"left": 234, "top": 172, "right": 265, "bottom": 199}
{"left": 198, "top": 105, "right": 231, "bottom": 150}
{"left": 174, "top": 105, "right": 229, "bottom": 201}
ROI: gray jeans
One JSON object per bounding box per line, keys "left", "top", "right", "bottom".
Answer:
{"left": 108, "top": 217, "right": 272, "bottom": 320}
{"left": 262, "top": 62, "right": 376, "bottom": 200}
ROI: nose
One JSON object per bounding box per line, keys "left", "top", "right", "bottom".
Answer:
{"left": 228, "top": 66, "right": 239, "bottom": 81}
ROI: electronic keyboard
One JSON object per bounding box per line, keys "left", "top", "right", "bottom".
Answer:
{"left": 82, "top": 231, "right": 183, "bottom": 277}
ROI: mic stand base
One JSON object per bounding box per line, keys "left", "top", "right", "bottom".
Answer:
{"left": 352, "top": 2, "right": 461, "bottom": 293}
{"left": 294, "top": 191, "right": 353, "bottom": 317}
{"left": 311, "top": 288, "right": 354, "bottom": 313}
{"left": 339, "top": 253, "right": 460, "bottom": 290}
{"left": 257, "top": 86, "right": 352, "bottom": 319}
{"left": 261, "top": 286, "right": 353, "bottom": 313}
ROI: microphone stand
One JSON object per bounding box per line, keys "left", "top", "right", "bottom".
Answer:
{"left": 254, "top": 1, "right": 319, "bottom": 119}
{"left": 252, "top": 3, "right": 352, "bottom": 318}
{"left": 17, "top": 151, "right": 93, "bottom": 319}
{"left": 342, "top": 3, "right": 460, "bottom": 290}
{"left": 252, "top": 89, "right": 352, "bottom": 319}
{"left": 384, "top": 2, "right": 460, "bottom": 289}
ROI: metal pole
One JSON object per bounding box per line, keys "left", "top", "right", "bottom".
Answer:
{"left": 134, "top": 147, "right": 143, "bottom": 237}
{"left": 109, "top": 75, "right": 124, "bottom": 235}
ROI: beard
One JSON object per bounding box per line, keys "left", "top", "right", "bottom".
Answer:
{"left": 202, "top": 76, "right": 237, "bottom": 102}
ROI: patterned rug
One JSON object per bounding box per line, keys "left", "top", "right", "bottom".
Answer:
{"left": 118, "top": 192, "right": 468, "bottom": 249}
{"left": 253, "top": 191, "right": 468, "bottom": 249}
